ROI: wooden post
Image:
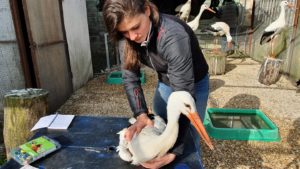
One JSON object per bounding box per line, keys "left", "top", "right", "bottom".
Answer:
{"left": 3, "top": 88, "right": 49, "bottom": 159}
{"left": 204, "top": 51, "right": 226, "bottom": 75}
{"left": 258, "top": 57, "right": 283, "bottom": 85}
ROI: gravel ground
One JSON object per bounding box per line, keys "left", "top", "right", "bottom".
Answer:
{"left": 59, "top": 57, "right": 300, "bottom": 169}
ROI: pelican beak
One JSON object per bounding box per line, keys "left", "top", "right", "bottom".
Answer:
{"left": 207, "top": 7, "right": 216, "bottom": 14}
{"left": 187, "top": 112, "right": 214, "bottom": 150}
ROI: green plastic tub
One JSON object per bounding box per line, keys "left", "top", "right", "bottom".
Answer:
{"left": 106, "top": 71, "right": 146, "bottom": 85}
{"left": 204, "top": 108, "right": 280, "bottom": 141}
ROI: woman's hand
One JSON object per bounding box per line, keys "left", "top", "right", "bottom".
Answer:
{"left": 141, "top": 153, "right": 176, "bottom": 169}
{"left": 124, "top": 113, "right": 153, "bottom": 141}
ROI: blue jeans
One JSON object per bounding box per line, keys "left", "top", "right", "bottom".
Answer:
{"left": 153, "top": 73, "right": 209, "bottom": 121}
{"left": 152, "top": 74, "right": 209, "bottom": 168}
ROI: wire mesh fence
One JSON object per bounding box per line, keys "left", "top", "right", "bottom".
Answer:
{"left": 194, "top": 0, "right": 298, "bottom": 61}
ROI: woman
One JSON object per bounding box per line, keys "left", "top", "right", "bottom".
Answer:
{"left": 103, "top": 0, "right": 209, "bottom": 168}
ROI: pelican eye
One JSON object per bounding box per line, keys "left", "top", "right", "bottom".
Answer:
{"left": 184, "top": 103, "right": 191, "bottom": 109}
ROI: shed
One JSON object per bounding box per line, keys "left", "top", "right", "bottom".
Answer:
{"left": 0, "top": 0, "right": 93, "bottom": 114}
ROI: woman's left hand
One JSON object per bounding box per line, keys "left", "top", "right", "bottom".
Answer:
{"left": 124, "top": 113, "right": 153, "bottom": 141}
{"left": 141, "top": 153, "right": 176, "bottom": 169}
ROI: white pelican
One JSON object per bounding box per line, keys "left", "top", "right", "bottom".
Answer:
{"left": 202, "top": 21, "right": 235, "bottom": 52}
{"left": 187, "top": 4, "right": 216, "bottom": 31}
{"left": 175, "top": 0, "right": 192, "bottom": 22}
{"left": 117, "top": 91, "right": 214, "bottom": 165}
{"left": 117, "top": 115, "right": 166, "bottom": 162}
{"left": 260, "top": 0, "right": 294, "bottom": 57}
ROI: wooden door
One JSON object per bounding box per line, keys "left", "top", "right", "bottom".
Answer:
{"left": 22, "top": 0, "right": 73, "bottom": 113}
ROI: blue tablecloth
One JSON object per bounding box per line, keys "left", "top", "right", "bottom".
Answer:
{"left": 2, "top": 116, "right": 203, "bottom": 169}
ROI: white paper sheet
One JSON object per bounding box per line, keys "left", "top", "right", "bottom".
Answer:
{"left": 48, "top": 114, "right": 75, "bottom": 129}
{"left": 31, "top": 113, "right": 75, "bottom": 131}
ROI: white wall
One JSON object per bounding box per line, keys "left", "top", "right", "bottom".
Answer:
{"left": 62, "top": 0, "right": 93, "bottom": 90}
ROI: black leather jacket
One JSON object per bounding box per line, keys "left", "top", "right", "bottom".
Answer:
{"left": 119, "top": 13, "right": 208, "bottom": 156}
{"left": 119, "top": 14, "right": 208, "bottom": 117}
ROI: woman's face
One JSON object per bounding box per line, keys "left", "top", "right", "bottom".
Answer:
{"left": 117, "top": 6, "right": 151, "bottom": 44}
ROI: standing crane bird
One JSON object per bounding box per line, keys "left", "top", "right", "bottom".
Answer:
{"left": 258, "top": 1, "right": 294, "bottom": 85}
{"left": 260, "top": 0, "right": 294, "bottom": 57}
{"left": 202, "top": 21, "right": 235, "bottom": 53}
{"left": 117, "top": 91, "right": 214, "bottom": 165}
{"left": 187, "top": 4, "right": 216, "bottom": 31}
{"left": 175, "top": 0, "right": 192, "bottom": 22}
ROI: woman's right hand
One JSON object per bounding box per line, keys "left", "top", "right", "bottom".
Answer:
{"left": 124, "top": 113, "right": 153, "bottom": 141}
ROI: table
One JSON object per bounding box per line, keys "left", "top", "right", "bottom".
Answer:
{"left": 2, "top": 116, "right": 203, "bottom": 169}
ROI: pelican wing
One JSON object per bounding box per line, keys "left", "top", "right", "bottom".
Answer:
{"left": 208, "top": 25, "right": 221, "bottom": 32}
{"left": 201, "top": 27, "right": 219, "bottom": 36}
{"left": 117, "top": 129, "right": 133, "bottom": 162}
{"left": 126, "top": 115, "right": 167, "bottom": 161}
{"left": 211, "top": 25, "right": 222, "bottom": 31}
{"left": 175, "top": 4, "right": 183, "bottom": 12}
{"left": 129, "top": 127, "right": 162, "bottom": 164}
{"left": 139, "top": 126, "right": 163, "bottom": 136}
{"left": 212, "top": 22, "right": 230, "bottom": 33}
{"left": 153, "top": 115, "right": 166, "bottom": 133}
{"left": 187, "top": 20, "right": 199, "bottom": 31}
{"left": 260, "top": 31, "right": 275, "bottom": 45}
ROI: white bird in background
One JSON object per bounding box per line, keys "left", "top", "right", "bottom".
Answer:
{"left": 260, "top": 0, "right": 294, "bottom": 57}
{"left": 175, "top": 0, "right": 192, "bottom": 22}
{"left": 203, "top": 0, "right": 211, "bottom": 6}
{"left": 117, "top": 91, "right": 214, "bottom": 165}
{"left": 187, "top": 4, "right": 216, "bottom": 31}
{"left": 202, "top": 21, "right": 235, "bottom": 52}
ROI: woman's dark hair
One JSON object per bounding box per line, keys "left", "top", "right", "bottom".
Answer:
{"left": 103, "top": 0, "right": 159, "bottom": 70}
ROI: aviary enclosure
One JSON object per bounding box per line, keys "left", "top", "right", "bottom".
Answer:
{"left": 94, "top": 0, "right": 299, "bottom": 84}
